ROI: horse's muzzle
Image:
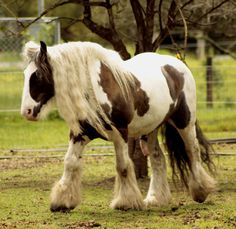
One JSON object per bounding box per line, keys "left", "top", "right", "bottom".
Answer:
{"left": 21, "top": 108, "right": 38, "bottom": 121}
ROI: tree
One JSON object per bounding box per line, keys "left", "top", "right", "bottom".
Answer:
{"left": 1, "top": 0, "right": 234, "bottom": 178}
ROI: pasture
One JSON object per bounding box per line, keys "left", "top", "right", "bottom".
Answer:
{"left": 0, "top": 54, "right": 236, "bottom": 228}
{"left": 0, "top": 146, "right": 236, "bottom": 228}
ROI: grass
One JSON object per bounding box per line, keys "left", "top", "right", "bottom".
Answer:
{"left": 0, "top": 52, "right": 21, "bottom": 63}
{"left": 0, "top": 72, "right": 23, "bottom": 110}
{"left": 0, "top": 153, "right": 235, "bottom": 228}
{"left": 0, "top": 110, "right": 235, "bottom": 152}
{"left": 0, "top": 112, "right": 68, "bottom": 150}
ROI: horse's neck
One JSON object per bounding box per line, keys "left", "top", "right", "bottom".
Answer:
{"left": 51, "top": 50, "right": 105, "bottom": 134}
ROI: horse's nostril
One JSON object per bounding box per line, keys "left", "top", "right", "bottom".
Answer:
{"left": 27, "top": 109, "right": 32, "bottom": 115}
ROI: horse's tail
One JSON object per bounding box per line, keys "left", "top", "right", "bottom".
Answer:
{"left": 195, "top": 121, "right": 215, "bottom": 172}
{"left": 162, "top": 121, "right": 215, "bottom": 187}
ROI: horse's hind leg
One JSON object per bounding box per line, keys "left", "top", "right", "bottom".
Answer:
{"left": 175, "top": 123, "right": 216, "bottom": 203}
{"left": 143, "top": 128, "right": 172, "bottom": 207}
{"left": 110, "top": 129, "right": 144, "bottom": 210}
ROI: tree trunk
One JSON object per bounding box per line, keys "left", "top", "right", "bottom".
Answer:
{"left": 128, "top": 137, "right": 148, "bottom": 178}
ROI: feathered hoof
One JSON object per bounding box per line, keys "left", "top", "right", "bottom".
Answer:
{"left": 144, "top": 196, "right": 159, "bottom": 207}
{"left": 110, "top": 197, "right": 145, "bottom": 210}
{"left": 190, "top": 183, "right": 217, "bottom": 203}
{"left": 50, "top": 181, "right": 81, "bottom": 213}
{"left": 144, "top": 194, "right": 171, "bottom": 207}
{"left": 50, "top": 204, "right": 75, "bottom": 212}
{"left": 189, "top": 170, "right": 217, "bottom": 203}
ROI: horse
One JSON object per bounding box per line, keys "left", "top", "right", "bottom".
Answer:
{"left": 21, "top": 40, "right": 216, "bottom": 212}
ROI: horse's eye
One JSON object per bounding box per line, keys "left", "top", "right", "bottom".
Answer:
{"left": 35, "top": 71, "right": 41, "bottom": 79}
{"left": 31, "top": 71, "right": 42, "bottom": 85}
{"left": 29, "top": 71, "right": 44, "bottom": 102}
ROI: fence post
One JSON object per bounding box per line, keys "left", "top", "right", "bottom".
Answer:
{"left": 206, "top": 56, "right": 213, "bottom": 108}
{"left": 38, "top": 0, "right": 44, "bottom": 16}
{"left": 196, "top": 31, "right": 206, "bottom": 60}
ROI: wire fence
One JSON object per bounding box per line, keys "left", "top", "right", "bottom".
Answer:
{"left": 0, "top": 17, "right": 61, "bottom": 52}
{"left": 1, "top": 65, "right": 236, "bottom": 111}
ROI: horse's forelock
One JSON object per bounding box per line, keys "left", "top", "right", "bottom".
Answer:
{"left": 23, "top": 41, "right": 39, "bottom": 61}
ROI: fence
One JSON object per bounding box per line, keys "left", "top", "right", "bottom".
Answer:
{"left": 0, "top": 17, "right": 61, "bottom": 52}
{"left": 1, "top": 65, "right": 236, "bottom": 110}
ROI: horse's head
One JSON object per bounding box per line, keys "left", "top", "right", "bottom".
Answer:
{"left": 21, "top": 41, "right": 55, "bottom": 121}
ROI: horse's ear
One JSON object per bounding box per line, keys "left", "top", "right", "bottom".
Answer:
{"left": 37, "top": 41, "right": 53, "bottom": 82}
{"left": 23, "top": 41, "right": 39, "bottom": 61}
{"left": 38, "top": 41, "right": 48, "bottom": 64}
{"left": 40, "top": 41, "right": 47, "bottom": 54}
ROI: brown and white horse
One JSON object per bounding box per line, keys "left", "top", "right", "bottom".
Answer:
{"left": 21, "top": 41, "right": 216, "bottom": 212}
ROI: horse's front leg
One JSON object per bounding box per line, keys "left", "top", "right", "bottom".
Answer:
{"left": 50, "top": 133, "right": 89, "bottom": 212}
{"left": 110, "top": 129, "right": 144, "bottom": 210}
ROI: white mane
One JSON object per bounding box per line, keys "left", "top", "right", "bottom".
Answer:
{"left": 44, "top": 41, "right": 134, "bottom": 135}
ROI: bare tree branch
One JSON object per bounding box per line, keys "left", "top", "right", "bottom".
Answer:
{"left": 180, "top": 0, "right": 194, "bottom": 10}
{"left": 153, "top": 0, "right": 177, "bottom": 51}
{"left": 158, "top": 0, "right": 164, "bottom": 33}
{"left": 175, "top": 0, "right": 188, "bottom": 61}
{"left": 145, "top": 0, "right": 155, "bottom": 51}
{"left": 130, "top": 0, "right": 146, "bottom": 53}
{"left": 17, "top": 0, "right": 76, "bottom": 31}
{"left": 194, "top": 0, "right": 232, "bottom": 23}
{"left": 204, "top": 36, "right": 236, "bottom": 59}
{"left": 82, "top": 0, "right": 130, "bottom": 59}
{"left": 106, "top": 0, "right": 116, "bottom": 29}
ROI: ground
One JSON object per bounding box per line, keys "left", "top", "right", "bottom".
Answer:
{"left": 0, "top": 144, "right": 235, "bottom": 229}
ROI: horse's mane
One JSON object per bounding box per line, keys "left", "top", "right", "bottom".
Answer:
{"left": 24, "top": 41, "right": 134, "bottom": 135}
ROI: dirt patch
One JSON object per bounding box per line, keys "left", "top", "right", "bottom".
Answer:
{"left": 182, "top": 211, "right": 202, "bottom": 225}
{"left": 0, "top": 220, "right": 48, "bottom": 228}
{"left": 0, "top": 158, "right": 62, "bottom": 171}
{"left": 63, "top": 220, "right": 101, "bottom": 229}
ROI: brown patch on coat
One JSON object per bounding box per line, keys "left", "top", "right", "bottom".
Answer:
{"left": 161, "top": 93, "right": 191, "bottom": 130}
{"left": 99, "top": 63, "right": 150, "bottom": 141}
{"left": 160, "top": 65, "right": 190, "bottom": 129}
{"left": 170, "top": 92, "right": 191, "bottom": 129}
{"left": 99, "top": 63, "right": 134, "bottom": 142}
{"left": 101, "top": 103, "right": 111, "bottom": 117}
{"left": 161, "top": 64, "right": 184, "bottom": 101}
{"left": 70, "top": 118, "right": 110, "bottom": 143}
{"left": 131, "top": 77, "right": 150, "bottom": 116}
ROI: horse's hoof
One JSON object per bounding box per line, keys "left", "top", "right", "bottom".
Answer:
{"left": 192, "top": 194, "right": 207, "bottom": 203}
{"left": 50, "top": 204, "right": 75, "bottom": 212}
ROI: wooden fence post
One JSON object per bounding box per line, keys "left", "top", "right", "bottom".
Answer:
{"left": 206, "top": 56, "right": 213, "bottom": 108}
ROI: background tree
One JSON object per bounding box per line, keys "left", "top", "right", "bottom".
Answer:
{"left": 1, "top": 0, "right": 235, "bottom": 178}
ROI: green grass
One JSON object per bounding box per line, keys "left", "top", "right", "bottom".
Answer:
{"left": 0, "top": 154, "right": 235, "bottom": 228}
{"left": 0, "top": 112, "right": 68, "bottom": 150}
{"left": 0, "top": 72, "right": 23, "bottom": 110}
{"left": 0, "top": 52, "right": 21, "bottom": 63}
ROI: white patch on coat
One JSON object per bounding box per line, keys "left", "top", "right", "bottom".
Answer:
{"left": 21, "top": 62, "right": 38, "bottom": 115}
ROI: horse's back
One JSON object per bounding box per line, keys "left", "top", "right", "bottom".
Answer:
{"left": 125, "top": 52, "right": 193, "bottom": 81}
